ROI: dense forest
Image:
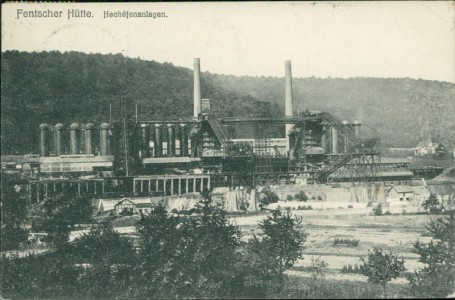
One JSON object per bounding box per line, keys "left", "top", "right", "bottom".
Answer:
{"left": 1, "top": 51, "right": 454, "bottom": 154}
{"left": 209, "top": 74, "right": 455, "bottom": 148}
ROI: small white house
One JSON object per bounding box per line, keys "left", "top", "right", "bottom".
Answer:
{"left": 386, "top": 185, "right": 414, "bottom": 205}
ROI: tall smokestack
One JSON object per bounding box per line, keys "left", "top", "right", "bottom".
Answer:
{"left": 285, "top": 60, "right": 294, "bottom": 156}
{"left": 193, "top": 58, "right": 202, "bottom": 118}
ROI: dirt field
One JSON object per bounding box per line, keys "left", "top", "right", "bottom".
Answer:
{"left": 231, "top": 207, "right": 435, "bottom": 285}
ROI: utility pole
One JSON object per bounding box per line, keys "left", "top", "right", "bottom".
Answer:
{"left": 120, "top": 95, "right": 129, "bottom": 176}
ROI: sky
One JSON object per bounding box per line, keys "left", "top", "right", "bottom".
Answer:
{"left": 2, "top": 1, "right": 455, "bottom": 83}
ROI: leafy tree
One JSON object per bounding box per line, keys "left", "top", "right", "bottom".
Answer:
{"left": 135, "top": 190, "right": 242, "bottom": 298}
{"left": 408, "top": 214, "right": 455, "bottom": 298}
{"left": 0, "top": 174, "right": 29, "bottom": 250}
{"left": 260, "top": 210, "right": 306, "bottom": 272}
{"left": 422, "top": 194, "right": 443, "bottom": 214}
{"left": 360, "top": 248, "right": 406, "bottom": 296}
{"left": 33, "top": 189, "right": 94, "bottom": 248}
{"left": 69, "top": 224, "right": 138, "bottom": 298}
{"left": 241, "top": 210, "right": 306, "bottom": 297}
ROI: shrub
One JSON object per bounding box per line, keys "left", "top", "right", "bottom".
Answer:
{"left": 258, "top": 187, "right": 280, "bottom": 207}
{"left": 317, "top": 196, "right": 323, "bottom": 201}
{"left": 422, "top": 194, "right": 443, "bottom": 214}
{"left": 341, "top": 263, "right": 362, "bottom": 274}
{"left": 308, "top": 257, "right": 329, "bottom": 280}
{"left": 294, "top": 190, "right": 308, "bottom": 201}
{"left": 408, "top": 214, "right": 455, "bottom": 298}
{"left": 286, "top": 194, "right": 294, "bottom": 201}
{"left": 372, "top": 203, "right": 383, "bottom": 216}
{"left": 360, "top": 248, "right": 406, "bottom": 296}
{"left": 347, "top": 205, "right": 354, "bottom": 208}
{"left": 333, "top": 238, "right": 359, "bottom": 247}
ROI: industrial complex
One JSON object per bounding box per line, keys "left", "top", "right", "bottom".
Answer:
{"left": 3, "top": 59, "right": 445, "bottom": 204}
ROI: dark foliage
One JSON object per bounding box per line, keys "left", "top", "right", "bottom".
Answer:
{"left": 408, "top": 214, "right": 455, "bottom": 298}
{"left": 1, "top": 191, "right": 306, "bottom": 299}
{"left": 360, "top": 248, "right": 406, "bottom": 295}
{"left": 32, "top": 191, "right": 94, "bottom": 248}
{"left": 422, "top": 194, "right": 443, "bottom": 214}
{"left": 333, "top": 237, "right": 360, "bottom": 247}
{"left": 294, "top": 190, "right": 308, "bottom": 201}
{"left": 372, "top": 203, "right": 383, "bottom": 216}
{"left": 0, "top": 174, "right": 29, "bottom": 250}
{"left": 258, "top": 187, "right": 280, "bottom": 207}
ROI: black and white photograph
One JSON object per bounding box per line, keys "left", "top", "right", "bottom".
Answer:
{"left": 1, "top": 1, "right": 454, "bottom": 299}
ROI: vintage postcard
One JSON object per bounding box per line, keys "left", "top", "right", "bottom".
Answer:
{"left": 1, "top": 1, "right": 454, "bottom": 299}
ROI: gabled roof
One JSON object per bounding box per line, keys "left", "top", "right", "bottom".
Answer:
{"left": 388, "top": 185, "right": 414, "bottom": 194}
{"left": 114, "top": 198, "right": 136, "bottom": 208}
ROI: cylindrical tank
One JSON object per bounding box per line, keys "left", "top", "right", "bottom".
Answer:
{"left": 39, "top": 124, "right": 50, "bottom": 157}
{"left": 154, "top": 123, "right": 163, "bottom": 157}
{"left": 85, "top": 123, "right": 95, "bottom": 155}
{"left": 69, "top": 123, "right": 80, "bottom": 154}
{"left": 353, "top": 120, "right": 362, "bottom": 137}
{"left": 100, "top": 123, "right": 110, "bottom": 156}
{"left": 140, "top": 124, "right": 149, "bottom": 158}
{"left": 167, "top": 123, "right": 176, "bottom": 157}
{"left": 54, "top": 123, "right": 64, "bottom": 156}
{"left": 331, "top": 126, "right": 338, "bottom": 154}
{"left": 179, "top": 123, "right": 188, "bottom": 157}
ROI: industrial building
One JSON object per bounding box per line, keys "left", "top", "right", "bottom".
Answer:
{"left": 24, "top": 58, "right": 424, "bottom": 203}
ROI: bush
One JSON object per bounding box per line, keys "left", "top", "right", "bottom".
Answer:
{"left": 333, "top": 238, "right": 360, "bottom": 247}
{"left": 422, "top": 194, "right": 443, "bottom": 214}
{"left": 360, "top": 248, "right": 406, "bottom": 296}
{"left": 372, "top": 203, "right": 383, "bottom": 216}
{"left": 286, "top": 194, "right": 294, "bottom": 201}
{"left": 408, "top": 214, "right": 455, "bottom": 298}
{"left": 258, "top": 187, "right": 280, "bottom": 207}
{"left": 341, "top": 264, "right": 362, "bottom": 274}
{"left": 347, "top": 205, "right": 354, "bottom": 208}
{"left": 294, "top": 190, "right": 308, "bottom": 201}
{"left": 308, "top": 257, "right": 328, "bottom": 280}
{"left": 317, "top": 196, "right": 323, "bottom": 201}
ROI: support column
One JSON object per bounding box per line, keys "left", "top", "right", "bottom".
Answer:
{"left": 331, "top": 127, "right": 338, "bottom": 155}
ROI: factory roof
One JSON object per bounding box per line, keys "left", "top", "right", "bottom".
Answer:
{"left": 143, "top": 157, "right": 201, "bottom": 164}
{"left": 39, "top": 155, "right": 114, "bottom": 163}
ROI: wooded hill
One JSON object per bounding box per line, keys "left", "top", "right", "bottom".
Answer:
{"left": 1, "top": 51, "right": 454, "bottom": 154}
